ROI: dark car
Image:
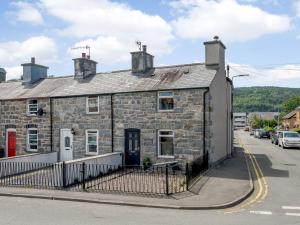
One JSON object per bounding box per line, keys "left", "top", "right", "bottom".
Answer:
{"left": 257, "top": 129, "right": 270, "bottom": 139}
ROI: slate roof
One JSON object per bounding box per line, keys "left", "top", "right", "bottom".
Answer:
{"left": 283, "top": 106, "right": 300, "bottom": 119}
{"left": 0, "top": 63, "right": 216, "bottom": 100}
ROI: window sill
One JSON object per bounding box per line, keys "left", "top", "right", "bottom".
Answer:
{"left": 85, "top": 153, "right": 98, "bottom": 156}
{"left": 26, "top": 149, "right": 38, "bottom": 153}
{"left": 157, "top": 110, "right": 175, "bottom": 113}
{"left": 86, "top": 112, "right": 100, "bottom": 115}
{"left": 27, "top": 114, "right": 37, "bottom": 117}
{"left": 157, "top": 155, "right": 175, "bottom": 159}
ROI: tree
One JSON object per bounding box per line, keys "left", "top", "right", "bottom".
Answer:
{"left": 282, "top": 96, "right": 300, "bottom": 114}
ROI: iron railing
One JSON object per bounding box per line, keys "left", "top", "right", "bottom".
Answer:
{"left": 0, "top": 157, "right": 208, "bottom": 195}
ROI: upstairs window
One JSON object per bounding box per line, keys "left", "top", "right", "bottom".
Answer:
{"left": 27, "top": 129, "right": 38, "bottom": 152}
{"left": 27, "top": 100, "right": 38, "bottom": 116}
{"left": 86, "top": 96, "right": 99, "bottom": 114}
{"left": 158, "top": 130, "right": 174, "bottom": 157}
{"left": 86, "top": 130, "right": 98, "bottom": 155}
{"left": 158, "top": 91, "right": 174, "bottom": 111}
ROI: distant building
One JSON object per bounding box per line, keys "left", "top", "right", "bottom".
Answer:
{"left": 247, "top": 112, "right": 279, "bottom": 125}
{"left": 0, "top": 68, "right": 6, "bottom": 83}
{"left": 282, "top": 107, "right": 300, "bottom": 129}
{"left": 233, "top": 113, "right": 247, "bottom": 129}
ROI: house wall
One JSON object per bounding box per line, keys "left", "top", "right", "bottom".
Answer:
{"left": 209, "top": 67, "right": 230, "bottom": 164}
{"left": 51, "top": 89, "right": 207, "bottom": 163}
{"left": 0, "top": 98, "right": 51, "bottom": 156}
{"left": 52, "top": 96, "right": 112, "bottom": 160}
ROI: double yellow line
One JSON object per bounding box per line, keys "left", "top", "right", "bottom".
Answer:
{"left": 224, "top": 134, "right": 268, "bottom": 213}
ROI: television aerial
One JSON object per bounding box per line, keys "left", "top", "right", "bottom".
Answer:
{"left": 71, "top": 45, "right": 91, "bottom": 58}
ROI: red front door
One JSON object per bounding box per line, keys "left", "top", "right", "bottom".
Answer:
{"left": 7, "top": 131, "right": 16, "bottom": 157}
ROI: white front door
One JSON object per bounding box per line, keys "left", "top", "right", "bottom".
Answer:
{"left": 60, "top": 129, "right": 73, "bottom": 161}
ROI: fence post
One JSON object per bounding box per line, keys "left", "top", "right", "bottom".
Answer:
{"left": 165, "top": 165, "right": 169, "bottom": 195}
{"left": 82, "top": 162, "right": 86, "bottom": 190}
{"left": 185, "top": 163, "right": 189, "bottom": 191}
{"left": 62, "top": 162, "right": 66, "bottom": 188}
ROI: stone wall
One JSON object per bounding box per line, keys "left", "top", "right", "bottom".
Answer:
{"left": 113, "top": 89, "right": 206, "bottom": 163}
{"left": 0, "top": 98, "right": 51, "bottom": 155}
{"left": 52, "top": 96, "right": 112, "bottom": 159}
{"left": 0, "top": 88, "right": 208, "bottom": 164}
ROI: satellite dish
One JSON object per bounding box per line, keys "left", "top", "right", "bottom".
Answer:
{"left": 37, "top": 108, "right": 44, "bottom": 116}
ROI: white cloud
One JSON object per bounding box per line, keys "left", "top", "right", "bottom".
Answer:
{"left": 0, "top": 36, "right": 57, "bottom": 80}
{"left": 170, "top": 0, "right": 291, "bottom": 42}
{"left": 39, "top": 0, "right": 173, "bottom": 63}
{"left": 295, "top": 0, "right": 300, "bottom": 17}
{"left": 230, "top": 63, "right": 300, "bottom": 87}
{"left": 11, "top": 1, "right": 44, "bottom": 25}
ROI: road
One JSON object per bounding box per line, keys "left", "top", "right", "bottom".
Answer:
{"left": 0, "top": 130, "right": 300, "bottom": 225}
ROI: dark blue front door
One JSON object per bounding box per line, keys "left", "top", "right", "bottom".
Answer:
{"left": 125, "top": 129, "right": 140, "bottom": 166}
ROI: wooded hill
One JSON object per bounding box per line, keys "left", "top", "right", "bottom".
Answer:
{"left": 233, "top": 86, "right": 300, "bottom": 112}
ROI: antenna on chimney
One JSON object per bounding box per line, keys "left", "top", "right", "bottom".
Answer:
{"left": 71, "top": 45, "right": 91, "bottom": 58}
{"left": 135, "top": 40, "right": 142, "bottom": 51}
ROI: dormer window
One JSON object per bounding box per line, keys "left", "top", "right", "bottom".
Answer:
{"left": 86, "top": 96, "right": 99, "bottom": 114}
{"left": 27, "top": 100, "right": 38, "bottom": 116}
{"left": 158, "top": 91, "right": 174, "bottom": 112}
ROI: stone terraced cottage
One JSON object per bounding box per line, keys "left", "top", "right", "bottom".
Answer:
{"left": 0, "top": 38, "right": 233, "bottom": 167}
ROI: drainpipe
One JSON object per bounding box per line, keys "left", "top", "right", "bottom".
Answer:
{"left": 111, "top": 94, "right": 114, "bottom": 152}
{"left": 50, "top": 97, "right": 53, "bottom": 152}
{"left": 203, "top": 88, "right": 209, "bottom": 169}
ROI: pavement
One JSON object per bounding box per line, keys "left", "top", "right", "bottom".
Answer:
{"left": 0, "top": 144, "right": 253, "bottom": 210}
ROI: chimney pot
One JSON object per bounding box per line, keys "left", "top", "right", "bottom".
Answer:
{"left": 213, "top": 35, "right": 219, "bottom": 41}
{"left": 142, "top": 45, "right": 147, "bottom": 53}
{"left": 82, "top": 53, "right": 86, "bottom": 58}
{"left": 31, "top": 57, "right": 35, "bottom": 64}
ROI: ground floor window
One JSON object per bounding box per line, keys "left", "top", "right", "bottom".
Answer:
{"left": 158, "top": 130, "right": 174, "bottom": 157}
{"left": 27, "top": 129, "right": 38, "bottom": 152}
{"left": 86, "top": 130, "right": 98, "bottom": 155}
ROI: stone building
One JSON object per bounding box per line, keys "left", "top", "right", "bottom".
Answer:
{"left": 0, "top": 38, "right": 233, "bottom": 166}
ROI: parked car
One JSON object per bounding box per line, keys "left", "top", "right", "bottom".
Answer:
{"left": 271, "top": 131, "right": 282, "bottom": 145}
{"left": 259, "top": 129, "right": 270, "bottom": 139}
{"left": 255, "top": 129, "right": 270, "bottom": 139}
{"left": 278, "top": 131, "right": 300, "bottom": 149}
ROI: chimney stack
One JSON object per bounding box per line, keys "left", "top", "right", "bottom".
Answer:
{"left": 73, "top": 53, "right": 97, "bottom": 80}
{"left": 131, "top": 44, "right": 154, "bottom": 74}
{"left": 0, "top": 68, "right": 6, "bottom": 83}
{"left": 21, "top": 57, "right": 48, "bottom": 85}
{"left": 203, "top": 36, "right": 226, "bottom": 70}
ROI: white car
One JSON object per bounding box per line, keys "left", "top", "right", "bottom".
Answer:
{"left": 278, "top": 131, "right": 300, "bottom": 149}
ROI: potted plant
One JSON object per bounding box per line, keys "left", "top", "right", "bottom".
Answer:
{"left": 143, "top": 156, "right": 152, "bottom": 169}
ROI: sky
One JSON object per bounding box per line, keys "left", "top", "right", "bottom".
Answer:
{"left": 0, "top": 0, "right": 300, "bottom": 87}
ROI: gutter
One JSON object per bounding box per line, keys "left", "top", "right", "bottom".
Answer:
{"left": 50, "top": 98, "right": 53, "bottom": 152}
{"left": 203, "top": 88, "right": 209, "bottom": 168}
{"left": 111, "top": 94, "right": 114, "bottom": 153}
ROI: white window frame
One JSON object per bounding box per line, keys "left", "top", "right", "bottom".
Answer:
{"left": 86, "top": 129, "right": 99, "bottom": 155}
{"left": 86, "top": 96, "right": 100, "bottom": 114}
{"left": 158, "top": 130, "right": 175, "bottom": 158}
{"left": 157, "top": 91, "right": 174, "bottom": 112}
{"left": 27, "top": 128, "right": 38, "bottom": 152}
{"left": 27, "top": 99, "right": 38, "bottom": 116}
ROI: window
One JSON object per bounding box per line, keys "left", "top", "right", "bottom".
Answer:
{"left": 86, "top": 96, "right": 99, "bottom": 114}
{"left": 158, "top": 130, "right": 174, "bottom": 157}
{"left": 158, "top": 91, "right": 174, "bottom": 111}
{"left": 86, "top": 130, "right": 98, "bottom": 155}
{"left": 27, "top": 129, "right": 38, "bottom": 152}
{"left": 27, "top": 100, "right": 38, "bottom": 115}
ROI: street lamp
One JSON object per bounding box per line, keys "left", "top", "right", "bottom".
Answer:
{"left": 231, "top": 74, "right": 250, "bottom": 82}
